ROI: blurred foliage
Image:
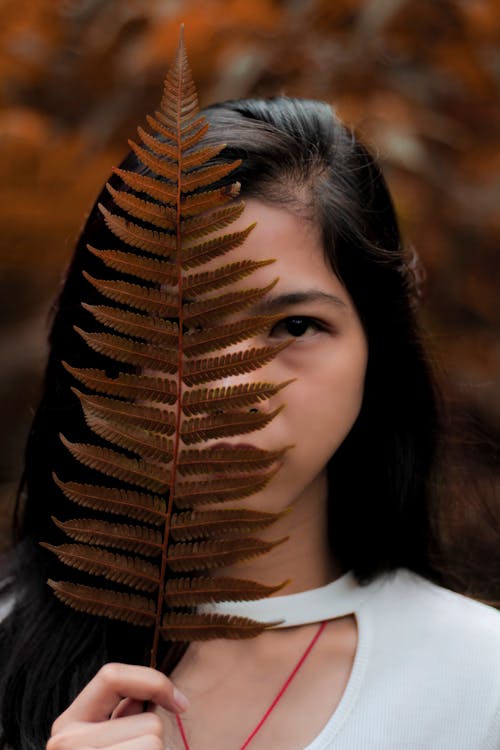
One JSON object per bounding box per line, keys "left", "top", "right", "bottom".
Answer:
{"left": 0, "top": 0, "right": 499, "bottom": 554}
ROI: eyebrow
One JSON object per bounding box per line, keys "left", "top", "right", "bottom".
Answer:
{"left": 252, "top": 290, "right": 348, "bottom": 315}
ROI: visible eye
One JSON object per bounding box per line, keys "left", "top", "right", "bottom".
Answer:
{"left": 269, "top": 316, "right": 323, "bottom": 339}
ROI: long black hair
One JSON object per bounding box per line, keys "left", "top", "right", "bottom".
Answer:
{"left": 0, "top": 97, "right": 447, "bottom": 748}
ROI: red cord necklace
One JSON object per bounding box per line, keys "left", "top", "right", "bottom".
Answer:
{"left": 175, "top": 619, "right": 328, "bottom": 750}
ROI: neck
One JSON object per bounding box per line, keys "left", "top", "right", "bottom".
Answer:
{"left": 212, "top": 474, "right": 344, "bottom": 595}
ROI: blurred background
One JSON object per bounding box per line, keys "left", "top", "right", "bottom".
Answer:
{"left": 0, "top": 0, "right": 499, "bottom": 556}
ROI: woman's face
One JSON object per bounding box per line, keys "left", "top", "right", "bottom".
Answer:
{"left": 196, "top": 199, "right": 368, "bottom": 513}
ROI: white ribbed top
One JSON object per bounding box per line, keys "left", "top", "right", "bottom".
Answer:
{"left": 199, "top": 568, "right": 500, "bottom": 749}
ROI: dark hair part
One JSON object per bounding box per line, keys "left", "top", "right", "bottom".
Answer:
{"left": 1, "top": 97, "right": 442, "bottom": 748}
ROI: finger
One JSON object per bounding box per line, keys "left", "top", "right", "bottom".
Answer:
{"left": 54, "top": 663, "right": 189, "bottom": 728}
{"left": 93, "top": 713, "right": 165, "bottom": 748}
{"left": 106, "top": 738, "right": 164, "bottom": 750}
{"left": 49, "top": 713, "right": 165, "bottom": 749}
{"left": 111, "top": 698, "right": 145, "bottom": 719}
{"left": 78, "top": 738, "right": 164, "bottom": 750}
{"left": 112, "top": 696, "right": 163, "bottom": 719}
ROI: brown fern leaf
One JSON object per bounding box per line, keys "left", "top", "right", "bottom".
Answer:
{"left": 41, "top": 543, "right": 160, "bottom": 593}
{"left": 181, "top": 226, "right": 256, "bottom": 270}
{"left": 88, "top": 246, "right": 177, "bottom": 286}
{"left": 179, "top": 184, "right": 240, "bottom": 216}
{"left": 181, "top": 162, "right": 242, "bottom": 193}
{"left": 182, "top": 381, "right": 293, "bottom": 416}
{"left": 48, "top": 580, "right": 155, "bottom": 626}
{"left": 62, "top": 365, "right": 177, "bottom": 404}
{"left": 183, "top": 260, "right": 274, "bottom": 298}
{"left": 92, "top": 204, "right": 250, "bottom": 284}
{"left": 131, "top": 141, "right": 233, "bottom": 186}
{"left": 170, "top": 508, "right": 290, "bottom": 541}
{"left": 157, "top": 112, "right": 205, "bottom": 140}
{"left": 179, "top": 204, "right": 245, "bottom": 242}
{"left": 183, "top": 345, "right": 290, "bottom": 387}
{"left": 51, "top": 517, "right": 163, "bottom": 556}
{"left": 60, "top": 437, "right": 171, "bottom": 493}
{"left": 127, "top": 141, "right": 180, "bottom": 181}
{"left": 82, "top": 305, "right": 180, "bottom": 347}
{"left": 105, "top": 184, "right": 177, "bottom": 231}
{"left": 99, "top": 204, "right": 177, "bottom": 255}
{"left": 74, "top": 329, "right": 178, "bottom": 372}
{"left": 160, "top": 612, "right": 276, "bottom": 641}
{"left": 165, "top": 576, "right": 289, "bottom": 606}
{"left": 183, "top": 315, "right": 281, "bottom": 357}
{"left": 181, "top": 145, "right": 227, "bottom": 171}
{"left": 182, "top": 279, "right": 276, "bottom": 324}
{"left": 83, "top": 273, "right": 178, "bottom": 316}
{"left": 140, "top": 122, "right": 182, "bottom": 157}
{"left": 136, "top": 126, "right": 178, "bottom": 160}
{"left": 112, "top": 168, "right": 178, "bottom": 206}
{"left": 166, "top": 537, "right": 288, "bottom": 572}
{"left": 48, "top": 30, "right": 294, "bottom": 657}
{"left": 176, "top": 446, "right": 288, "bottom": 476}
{"left": 145, "top": 114, "right": 208, "bottom": 151}
{"left": 160, "top": 38, "right": 198, "bottom": 122}
{"left": 81, "top": 415, "right": 173, "bottom": 463}
{"left": 180, "top": 408, "right": 283, "bottom": 445}
{"left": 72, "top": 390, "right": 176, "bottom": 435}
{"left": 173, "top": 471, "right": 279, "bottom": 507}
{"left": 53, "top": 475, "right": 166, "bottom": 524}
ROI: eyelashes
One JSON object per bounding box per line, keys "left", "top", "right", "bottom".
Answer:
{"left": 268, "top": 316, "right": 325, "bottom": 339}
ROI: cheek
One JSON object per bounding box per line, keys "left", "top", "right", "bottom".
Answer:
{"left": 282, "top": 345, "right": 367, "bottom": 461}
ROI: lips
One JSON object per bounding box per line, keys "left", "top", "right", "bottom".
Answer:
{"left": 209, "top": 441, "right": 258, "bottom": 451}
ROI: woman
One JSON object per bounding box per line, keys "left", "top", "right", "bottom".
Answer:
{"left": 1, "top": 93, "right": 499, "bottom": 750}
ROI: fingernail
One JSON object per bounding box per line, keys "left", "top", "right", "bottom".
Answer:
{"left": 173, "top": 687, "right": 190, "bottom": 712}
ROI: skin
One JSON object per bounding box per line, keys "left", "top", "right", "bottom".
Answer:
{"left": 47, "top": 200, "right": 368, "bottom": 750}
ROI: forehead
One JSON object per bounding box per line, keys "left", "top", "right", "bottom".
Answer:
{"left": 205, "top": 198, "right": 347, "bottom": 300}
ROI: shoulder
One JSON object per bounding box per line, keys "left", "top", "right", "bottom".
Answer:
{"left": 366, "top": 567, "right": 500, "bottom": 637}
{"left": 353, "top": 569, "right": 500, "bottom": 747}
{"left": 375, "top": 567, "right": 499, "bottom": 628}
{"left": 359, "top": 568, "right": 500, "bottom": 742}
{"left": 362, "top": 566, "right": 500, "bottom": 675}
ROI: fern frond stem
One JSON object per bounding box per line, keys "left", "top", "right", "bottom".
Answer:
{"left": 150, "top": 40, "right": 186, "bottom": 670}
